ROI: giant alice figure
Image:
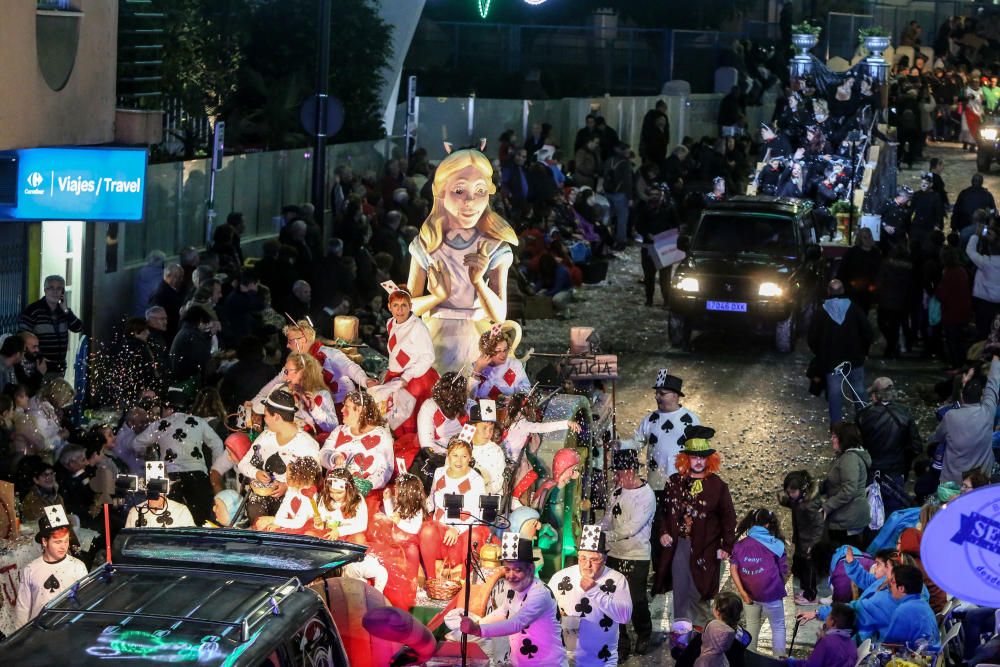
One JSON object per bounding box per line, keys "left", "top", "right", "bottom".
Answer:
{"left": 407, "top": 148, "right": 519, "bottom": 372}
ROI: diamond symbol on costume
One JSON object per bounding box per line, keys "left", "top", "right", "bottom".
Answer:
{"left": 598, "top": 644, "right": 612, "bottom": 659}
{"left": 519, "top": 638, "right": 538, "bottom": 658}
{"left": 433, "top": 410, "right": 445, "bottom": 427}
{"left": 434, "top": 508, "right": 444, "bottom": 521}
{"left": 458, "top": 479, "right": 471, "bottom": 494}
{"left": 395, "top": 349, "right": 410, "bottom": 367}
{"left": 600, "top": 578, "right": 617, "bottom": 594}
{"left": 43, "top": 574, "right": 60, "bottom": 593}
{"left": 361, "top": 434, "right": 381, "bottom": 450}
{"left": 680, "top": 413, "right": 693, "bottom": 424}
{"left": 388, "top": 334, "right": 397, "bottom": 350}
{"left": 575, "top": 597, "right": 593, "bottom": 617}
{"left": 314, "top": 394, "right": 323, "bottom": 407}
{"left": 557, "top": 576, "right": 572, "bottom": 595}
{"left": 172, "top": 428, "right": 187, "bottom": 441}
{"left": 488, "top": 385, "right": 502, "bottom": 400}
{"left": 264, "top": 453, "right": 287, "bottom": 475}
{"left": 434, "top": 476, "right": 447, "bottom": 491}
{"left": 503, "top": 368, "right": 517, "bottom": 386}
{"left": 599, "top": 614, "right": 614, "bottom": 631}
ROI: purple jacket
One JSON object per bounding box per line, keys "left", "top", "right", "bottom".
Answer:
{"left": 830, "top": 555, "right": 875, "bottom": 603}
{"left": 787, "top": 629, "right": 856, "bottom": 667}
{"left": 731, "top": 536, "right": 788, "bottom": 603}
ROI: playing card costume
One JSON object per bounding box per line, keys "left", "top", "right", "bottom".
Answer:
{"left": 548, "top": 526, "right": 633, "bottom": 667}
{"left": 415, "top": 398, "right": 466, "bottom": 456}
{"left": 471, "top": 356, "right": 531, "bottom": 400}
{"left": 419, "top": 457, "right": 489, "bottom": 577}
{"left": 382, "top": 307, "right": 439, "bottom": 435}
{"left": 637, "top": 370, "right": 700, "bottom": 490}
{"left": 477, "top": 534, "right": 568, "bottom": 667}
{"left": 253, "top": 341, "right": 369, "bottom": 407}
{"left": 133, "top": 400, "right": 225, "bottom": 526}
{"left": 653, "top": 426, "right": 736, "bottom": 627}
{"left": 14, "top": 508, "right": 87, "bottom": 630}
{"left": 235, "top": 427, "right": 319, "bottom": 520}
{"left": 124, "top": 497, "right": 196, "bottom": 528}
{"left": 318, "top": 424, "right": 395, "bottom": 490}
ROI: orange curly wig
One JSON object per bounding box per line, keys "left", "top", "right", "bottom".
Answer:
{"left": 675, "top": 451, "right": 723, "bottom": 477}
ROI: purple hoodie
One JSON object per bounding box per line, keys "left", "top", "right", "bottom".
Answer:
{"left": 786, "top": 629, "right": 856, "bottom": 667}
{"left": 731, "top": 535, "right": 788, "bottom": 603}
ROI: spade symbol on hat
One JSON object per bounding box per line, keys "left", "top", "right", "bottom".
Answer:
{"left": 264, "top": 453, "right": 287, "bottom": 475}
{"left": 43, "top": 574, "right": 60, "bottom": 593}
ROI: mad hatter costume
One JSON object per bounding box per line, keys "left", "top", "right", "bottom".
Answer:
{"left": 548, "top": 525, "right": 633, "bottom": 667}
{"left": 653, "top": 426, "right": 736, "bottom": 627}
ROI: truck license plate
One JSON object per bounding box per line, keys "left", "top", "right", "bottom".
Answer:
{"left": 706, "top": 301, "right": 747, "bottom": 312}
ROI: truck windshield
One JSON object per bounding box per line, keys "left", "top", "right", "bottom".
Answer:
{"left": 692, "top": 214, "right": 798, "bottom": 257}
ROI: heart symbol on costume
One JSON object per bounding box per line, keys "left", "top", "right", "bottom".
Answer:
{"left": 354, "top": 454, "right": 375, "bottom": 470}
{"left": 361, "top": 434, "right": 381, "bottom": 450}
{"left": 335, "top": 430, "right": 352, "bottom": 447}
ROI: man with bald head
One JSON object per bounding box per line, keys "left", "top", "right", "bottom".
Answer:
{"left": 808, "top": 279, "right": 874, "bottom": 426}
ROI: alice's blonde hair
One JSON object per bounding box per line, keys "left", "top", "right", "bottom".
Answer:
{"left": 417, "top": 150, "right": 518, "bottom": 254}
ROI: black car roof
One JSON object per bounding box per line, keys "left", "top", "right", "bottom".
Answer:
{"left": 4, "top": 563, "right": 322, "bottom": 665}
{"left": 703, "top": 195, "right": 812, "bottom": 217}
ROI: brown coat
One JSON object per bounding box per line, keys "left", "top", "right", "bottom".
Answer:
{"left": 654, "top": 473, "right": 736, "bottom": 597}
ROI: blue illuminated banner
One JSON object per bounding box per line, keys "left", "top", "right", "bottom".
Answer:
{"left": 0, "top": 147, "right": 147, "bottom": 222}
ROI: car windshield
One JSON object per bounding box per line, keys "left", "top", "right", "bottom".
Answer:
{"left": 692, "top": 214, "right": 798, "bottom": 257}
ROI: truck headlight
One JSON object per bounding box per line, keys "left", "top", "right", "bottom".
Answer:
{"left": 758, "top": 282, "right": 783, "bottom": 297}
{"left": 676, "top": 277, "right": 700, "bottom": 292}
{"left": 982, "top": 128, "right": 998, "bottom": 142}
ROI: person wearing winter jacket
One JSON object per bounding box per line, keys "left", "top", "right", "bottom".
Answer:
{"left": 930, "top": 355, "right": 1000, "bottom": 484}
{"left": 779, "top": 470, "right": 824, "bottom": 604}
{"left": 857, "top": 377, "right": 923, "bottom": 516}
{"left": 729, "top": 508, "right": 790, "bottom": 656}
{"left": 820, "top": 423, "right": 871, "bottom": 549}
{"left": 966, "top": 232, "right": 1000, "bottom": 338}
{"left": 896, "top": 528, "right": 947, "bottom": 613}
{"left": 935, "top": 247, "right": 973, "bottom": 370}
{"left": 786, "top": 604, "right": 857, "bottom": 667}
{"left": 808, "top": 280, "right": 875, "bottom": 427}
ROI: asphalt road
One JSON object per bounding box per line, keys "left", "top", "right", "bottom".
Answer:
{"left": 518, "top": 141, "right": 981, "bottom": 665}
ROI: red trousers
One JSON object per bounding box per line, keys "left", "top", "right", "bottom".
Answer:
{"left": 386, "top": 368, "right": 439, "bottom": 437}
{"left": 418, "top": 521, "right": 491, "bottom": 579}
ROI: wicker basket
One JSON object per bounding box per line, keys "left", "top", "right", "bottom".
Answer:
{"left": 426, "top": 578, "right": 463, "bottom": 601}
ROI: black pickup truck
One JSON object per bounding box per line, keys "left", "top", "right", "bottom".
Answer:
{"left": 667, "top": 196, "right": 825, "bottom": 352}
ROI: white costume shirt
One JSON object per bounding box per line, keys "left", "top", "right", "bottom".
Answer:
{"left": 428, "top": 467, "right": 485, "bottom": 534}
{"left": 600, "top": 483, "right": 657, "bottom": 561}
{"left": 253, "top": 344, "right": 369, "bottom": 406}
{"left": 316, "top": 497, "right": 368, "bottom": 537}
{"left": 502, "top": 418, "right": 571, "bottom": 461}
{"left": 134, "top": 412, "right": 225, "bottom": 475}
{"left": 472, "top": 357, "right": 531, "bottom": 400}
{"left": 479, "top": 577, "right": 568, "bottom": 667}
{"left": 472, "top": 441, "right": 508, "bottom": 495}
{"left": 125, "top": 497, "right": 196, "bottom": 528}
{"left": 635, "top": 406, "right": 700, "bottom": 491}
{"left": 386, "top": 314, "right": 435, "bottom": 380}
{"left": 297, "top": 389, "right": 339, "bottom": 434}
{"left": 273, "top": 486, "right": 319, "bottom": 531}
{"left": 14, "top": 554, "right": 88, "bottom": 629}
{"left": 236, "top": 429, "right": 320, "bottom": 484}
{"left": 383, "top": 493, "right": 423, "bottom": 535}
{"left": 416, "top": 399, "right": 465, "bottom": 454}
{"left": 548, "top": 564, "right": 632, "bottom": 667}
{"left": 318, "top": 424, "right": 394, "bottom": 490}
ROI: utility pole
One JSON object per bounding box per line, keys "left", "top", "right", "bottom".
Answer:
{"left": 311, "top": 0, "right": 332, "bottom": 230}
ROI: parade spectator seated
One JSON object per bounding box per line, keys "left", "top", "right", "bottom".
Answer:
{"left": 133, "top": 250, "right": 166, "bottom": 316}
{"left": 896, "top": 528, "right": 946, "bottom": 613}
{"left": 19, "top": 462, "right": 64, "bottom": 523}
{"left": 787, "top": 604, "right": 857, "bottom": 667}
{"left": 882, "top": 564, "right": 940, "bottom": 648}
{"left": 56, "top": 444, "right": 96, "bottom": 528}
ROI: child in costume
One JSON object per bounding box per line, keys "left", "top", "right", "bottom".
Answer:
{"left": 257, "top": 455, "right": 322, "bottom": 534}
{"left": 317, "top": 467, "right": 369, "bottom": 542}
{"left": 378, "top": 469, "right": 427, "bottom": 579}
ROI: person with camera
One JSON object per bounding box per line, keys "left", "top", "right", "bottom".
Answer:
{"left": 133, "top": 387, "right": 225, "bottom": 526}
{"left": 16, "top": 275, "right": 84, "bottom": 378}
{"left": 966, "top": 225, "right": 1000, "bottom": 338}
{"left": 124, "top": 476, "right": 196, "bottom": 528}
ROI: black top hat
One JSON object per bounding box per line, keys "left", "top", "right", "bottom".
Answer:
{"left": 164, "top": 386, "right": 190, "bottom": 410}
{"left": 468, "top": 399, "right": 497, "bottom": 423}
{"left": 35, "top": 505, "right": 70, "bottom": 544}
{"left": 653, "top": 369, "right": 684, "bottom": 396}
{"left": 612, "top": 448, "right": 640, "bottom": 471}
{"left": 500, "top": 532, "right": 539, "bottom": 562}
{"left": 681, "top": 425, "right": 717, "bottom": 456}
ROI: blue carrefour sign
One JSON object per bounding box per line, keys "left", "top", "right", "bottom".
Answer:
{"left": 0, "top": 147, "right": 147, "bottom": 222}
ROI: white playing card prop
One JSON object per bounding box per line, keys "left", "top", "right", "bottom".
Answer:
{"left": 146, "top": 461, "right": 166, "bottom": 481}
{"left": 458, "top": 423, "right": 476, "bottom": 444}
{"left": 44, "top": 504, "right": 69, "bottom": 529}
{"left": 501, "top": 531, "right": 521, "bottom": 561}
{"left": 655, "top": 368, "right": 669, "bottom": 387}
{"left": 579, "top": 524, "right": 603, "bottom": 552}
{"left": 396, "top": 457, "right": 407, "bottom": 476}
{"left": 381, "top": 280, "right": 399, "bottom": 295}
{"left": 478, "top": 399, "right": 496, "bottom": 422}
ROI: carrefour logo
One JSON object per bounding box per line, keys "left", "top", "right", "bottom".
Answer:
{"left": 24, "top": 171, "right": 44, "bottom": 195}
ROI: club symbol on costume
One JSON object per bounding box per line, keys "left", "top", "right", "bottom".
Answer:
{"left": 680, "top": 413, "right": 693, "bottom": 424}
{"left": 600, "top": 578, "right": 617, "bottom": 594}
{"left": 172, "top": 428, "right": 187, "bottom": 441}
{"left": 157, "top": 419, "right": 170, "bottom": 431}
{"left": 185, "top": 417, "right": 198, "bottom": 427}
{"left": 155, "top": 510, "right": 173, "bottom": 526}
{"left": 598, "top": 644, "right": 612, "bottom": 659}
{"left": 519, "top": 637, "right": 539, "bottom": 658}
{"left": 612, "top": 488, "right": 622, "bottom": 498}
{"left": 557, "top": 576, "right": 572, "bottom": 595}
{"left": 43, "top": 574, "right": 60, "bottom": 593}
{"left": 250, "top": 445, "right": 264, "bottom": 469}
{"left": 575, "top": 597, "right": 593, "bottom": 617}
{"left": 662, "top": 419, "right": 674, "bottom": 432}
{"left": 164, "top": 449, "right": 178, "bottom": 463}
{"left": 264, "top": 453, "right": 287, "bottom": 475}
{"left": 612, "top": 503, "right": 622, "bottom": 517}
{"left": 190, "top": 447, "right": 203, "bottom": 460}
{"left": 599, "top": 614, "right": 614, "bottom": 631}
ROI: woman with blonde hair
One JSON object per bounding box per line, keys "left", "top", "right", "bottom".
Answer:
{"left": 406, "top": 148, "right": 519, "bottom": 371}
{"left": 282, "top": 352, "right": 339, "bottom": 439}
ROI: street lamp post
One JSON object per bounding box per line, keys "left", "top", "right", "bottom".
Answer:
{"left": 311, "top": 0, "right": 332, "bottom": 230}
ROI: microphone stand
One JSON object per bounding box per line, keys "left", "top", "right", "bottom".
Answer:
{"left": 452, "top": 506, "right": 509, "bottom": 667}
